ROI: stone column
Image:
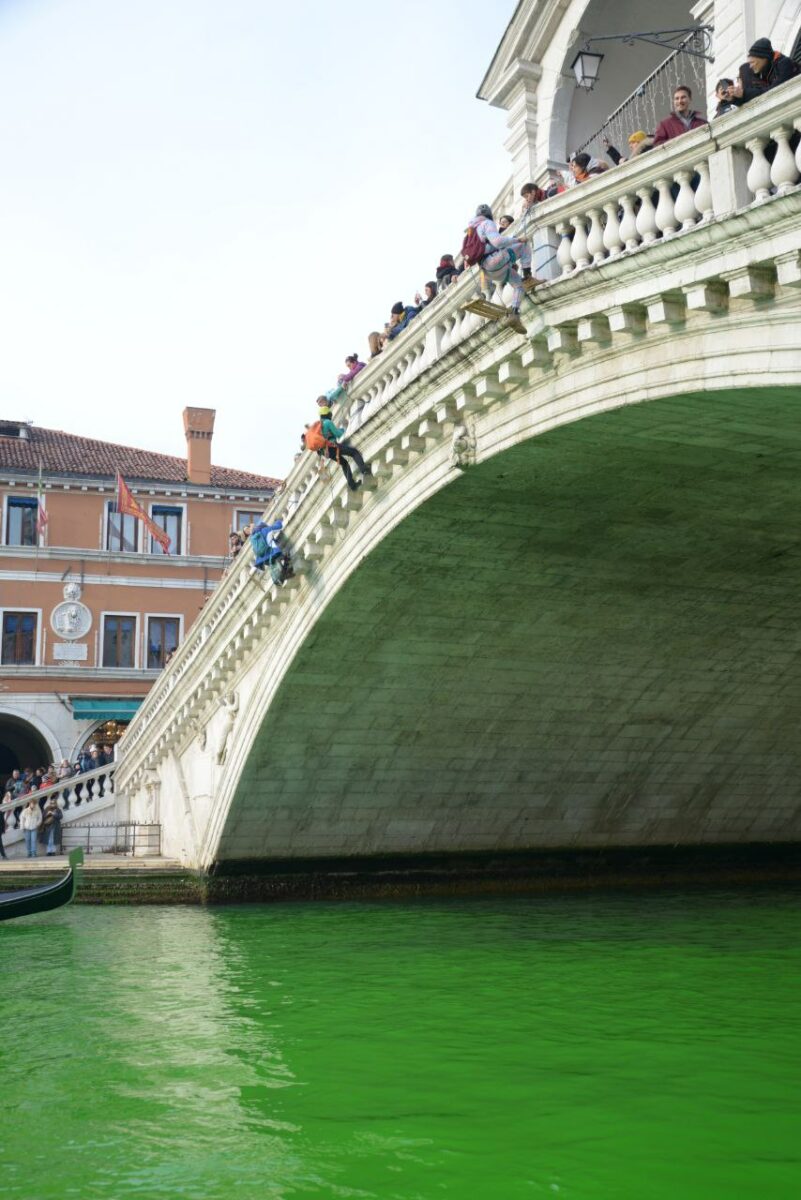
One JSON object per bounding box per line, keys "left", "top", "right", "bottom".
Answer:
{"left": 502, "top": 62, "right": 542, "bottom": 198}
{"left": 699, "top": 0, "right": 750, "bottom": 88}
{"left": 690, "top": 0, "right": 716, "bottom": 105}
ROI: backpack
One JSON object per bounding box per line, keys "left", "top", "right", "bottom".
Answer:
{"left": 461, "top": 224, "right": 487, "bottom": 268}
{"left": 250, "top": 526, "right": 270, "bottom": 561}
{"left": 269, "top": 553, "right": 293, "bottom": 585}
{"left": 303, "top": 421, "right": 327, "bottom": 452}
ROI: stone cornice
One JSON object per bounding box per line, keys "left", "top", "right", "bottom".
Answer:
{"left": 477, "top": 0, "right": 572, "bottom": 106}
{"left": 0, "top": 665, "right": 159, "bottom": 681}
{"left": 0, "top": 471, "right": 275, "bottom": 501}
{"left": 0, "top": 545, "right": 227, "bottom": 571}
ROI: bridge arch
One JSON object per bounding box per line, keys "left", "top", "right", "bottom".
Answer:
{"left": 0, "top": 708, "right": 59, "bottom": 778}
{"left": 211, "top": 383, "right": 801, "bottom": 868}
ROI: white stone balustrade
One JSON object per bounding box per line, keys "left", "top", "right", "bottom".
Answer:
{"left": 112, "top": 80, "right": 801, "bottom": 860}
{"left": 1, "top": 764, "right": 117, "bottom": 851}
{"left": 534, "top": 86, "right": 800, "bottom": 279}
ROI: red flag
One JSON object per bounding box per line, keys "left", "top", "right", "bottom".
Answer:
{"left": 116, "top": 472, "right": 171, "bottom": 554}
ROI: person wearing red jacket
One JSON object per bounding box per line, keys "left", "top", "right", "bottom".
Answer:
{"left": 653, "top": 85, "right": 708, "bottom": 146}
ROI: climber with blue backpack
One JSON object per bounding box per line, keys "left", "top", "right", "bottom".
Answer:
{"left": 247, "top": 518, "right": 293, "bottom": 584}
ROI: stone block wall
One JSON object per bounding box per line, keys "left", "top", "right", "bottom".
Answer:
{"left": 219, "top": 388, "right": 801, "bottom": 864}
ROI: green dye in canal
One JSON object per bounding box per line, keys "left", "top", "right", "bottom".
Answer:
{"left": 2, "top": 890, "right": 799, "bottom": 1199}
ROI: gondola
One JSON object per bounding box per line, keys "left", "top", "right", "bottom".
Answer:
{"left": 0, "top": 848, "right": 83, "bottom": 922}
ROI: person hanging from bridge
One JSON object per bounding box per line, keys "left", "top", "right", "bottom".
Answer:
{"left": 463, "top": 203, "right": 539, "bottom": 335}
{"left": 303, "top": 398, "right": 372, "bottom": 492}
{"left": 246, "top": 518, "right": 293, "bottom": 583}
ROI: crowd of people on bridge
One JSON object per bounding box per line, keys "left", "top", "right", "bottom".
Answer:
{"left": 320, "top": 35, "right": 798, "bottom": 377}
{"left": 0, "top": 746, "right": 115, "bottom": 858}
{"left": 220, "top": 33, "right": 799, "bottom": 568}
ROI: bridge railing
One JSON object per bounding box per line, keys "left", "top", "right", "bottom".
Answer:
{"left": 1, "top": 764, "right": 117, "bottom": 847}
{"left": 338, "top": 76, "right": 801, "bottom": 432}
{"left": 116, "top": 78, "right": 801, "bottom": 776}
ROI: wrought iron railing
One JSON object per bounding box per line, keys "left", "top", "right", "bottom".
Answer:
{"left": 574, "top": 31, "right": 708, "bottom": 158}
{"left": 61, "top": 821, "right": 161, "bottom": 856}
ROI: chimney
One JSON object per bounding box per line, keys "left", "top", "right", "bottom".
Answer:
{"left": 183, "top": 407, "right": 215, "bottom": 485}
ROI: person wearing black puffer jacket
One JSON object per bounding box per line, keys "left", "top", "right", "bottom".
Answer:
{"left": 727, "top": 38, "right": 798, "bottom": 105}
{"left": 435, "top": 254, "right": 462, "bottom": 289}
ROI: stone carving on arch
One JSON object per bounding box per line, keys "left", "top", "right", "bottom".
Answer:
{"left": 450, "top": 421, "right": 477, "bottom": 471}
{"left": 216, "top": 692, "right": 239, "bottom": 765}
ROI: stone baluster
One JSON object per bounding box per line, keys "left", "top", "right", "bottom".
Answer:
{"left": 769, "top": 127, "right": 799, "bottom": 195}
{"left": 586, "top": 208, "right": 606, "bottom": 264}
{"left": 602, "top": 200, "right": 623, "bottom": 257}
{"left": 458, "top": 304, "right": 479, "bottom": 339}
{"left": 745, "top": 137, "right": 772, "bottom": 203}
{"left": 400, "top": 352, "right": 415, "bottom": 388}
{"left": 635, "top": 187, "right": 658, "bottom": 244}
{"left": 673, "top": 170, "right": 697, "bottom": 230}
{"left": 655, "top": 178, "right": 679, "bottom": 237}
{"left": 395, "top": 356, "right": 409, "bottom": 390}
{"left": 618, "top": 194, "right": 639, "bottom": 251}
{"left": 423, "top": 323, "right": 442, "bottom": 368}
{"left": 693, "top": 160, "right": 713, "bottom": 221}
{"left": 556, "top": 223, "right": 574, "bottom": 274}
{"left": 570, "top": 215, "right": 591, "bottom": 269}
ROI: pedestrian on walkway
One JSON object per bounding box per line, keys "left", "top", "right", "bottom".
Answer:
{"left": 21, "top": 797, "right": 42, "bottom": 858}
{"left": 41, "top": 797, "right": 63, "bottom": 856}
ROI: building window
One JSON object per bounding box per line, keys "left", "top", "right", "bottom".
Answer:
{"left": 5, "top": 498, "right": 38, "bottom": 547}
{"left": 147, "top": 616, "right": 180, "bottom": 668}
{"left": 235, "top": 509, "right": 264, "bottom": 530}
{"left": 1, "top": 611, "right": 37, "bottom": 665}
{"left": 106, "top": 502, "right": 138, "bottom": 553}
{"left": 150, "top": 506, "right": 183, "bottom": 555}
{"left": 102, "top": 615, "right": 136, "bottom": 668}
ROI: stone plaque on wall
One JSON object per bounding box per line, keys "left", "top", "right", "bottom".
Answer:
{"left": 53, "top": 642, "right": 88, "bottom": 661}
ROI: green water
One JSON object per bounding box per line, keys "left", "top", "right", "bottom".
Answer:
{"left": 2, "top": 891, "right": 800, "bottom": 1199}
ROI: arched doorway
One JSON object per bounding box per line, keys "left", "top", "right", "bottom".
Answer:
{"left": 75, "top": 718, "right": 130, "bottom": 759}
{"left": 0, "top": 713, "right": 52, "bottom": 779}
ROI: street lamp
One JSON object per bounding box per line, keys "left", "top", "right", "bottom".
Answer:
{"left": 571, "top": 49, "right": 604, "bottom": 90}
{"left": 571, "top": 26, "right": 714, "bottom": 89}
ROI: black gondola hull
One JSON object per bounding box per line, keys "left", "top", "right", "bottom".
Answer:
{"left": 0, "top": 848, "right": 84, "bottom": 921}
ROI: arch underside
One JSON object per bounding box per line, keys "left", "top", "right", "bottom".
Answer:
{"left": 220, "top": 387, "right": 801, "bottom": 864}
{"left": 0, "top": 715, "right": 52, "bottom": 778}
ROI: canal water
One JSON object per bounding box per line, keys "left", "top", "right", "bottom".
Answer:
{"left": 2, "top": 889, "right": 799, "bottom": 1199}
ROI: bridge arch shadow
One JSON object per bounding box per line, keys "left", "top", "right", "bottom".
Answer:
{"left": 216, "top": 386, "right": 801, "bottom": 866}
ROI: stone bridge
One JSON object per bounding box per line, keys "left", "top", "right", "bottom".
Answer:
{"left": 116, "top": 84, "right": 801, "bottom": 878}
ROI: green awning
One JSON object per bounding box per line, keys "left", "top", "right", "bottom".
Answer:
{"left": 69, "top": 698, "right": 143, "bottom": 721}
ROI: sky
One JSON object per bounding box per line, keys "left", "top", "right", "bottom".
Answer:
{"left": 0, "top": 0, "right": 513, "bottom": 479}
